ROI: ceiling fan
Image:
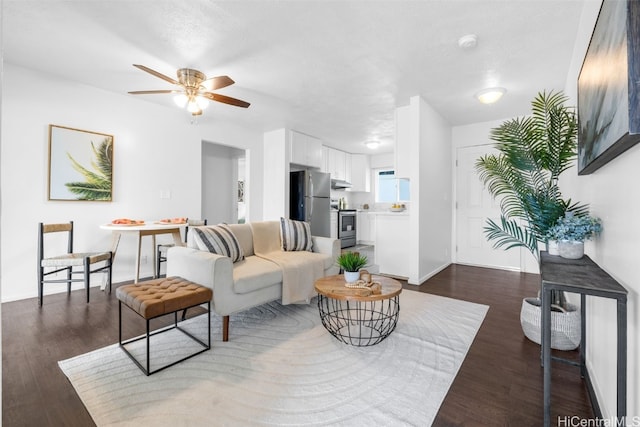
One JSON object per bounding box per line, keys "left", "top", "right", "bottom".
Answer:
{"left": 128, "top": 64, "right": 250, "bottom": 116}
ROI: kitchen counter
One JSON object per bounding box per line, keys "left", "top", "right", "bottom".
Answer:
{"left": 359, "top": 210, "right": 409, "bottom": 216}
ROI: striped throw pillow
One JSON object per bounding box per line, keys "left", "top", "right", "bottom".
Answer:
{"left": 192, "top": 224, "right": 244, "bottom": 263}
{"left": 280, "top": 218, "right": 313, "bottom": 252}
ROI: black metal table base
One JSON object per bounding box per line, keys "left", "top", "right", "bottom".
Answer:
{"left": 317, "top": 294, "right": 400, "bottom": 346}
{"left": 540, "top": 252, "right": 627, "bottom": 426}
{"left": 119, "top": 301, "right": 211, "bottom": 376}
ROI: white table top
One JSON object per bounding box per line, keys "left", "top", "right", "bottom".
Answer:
{"left": 99, "top": 222, "right": 188, "bottom": 231}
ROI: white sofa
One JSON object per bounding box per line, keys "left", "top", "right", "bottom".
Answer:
{"left": 166, "top": 220, "right": 340, "bottom": 341}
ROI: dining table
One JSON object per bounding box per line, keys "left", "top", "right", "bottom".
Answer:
{"left": 99, "top": 221, "right": 188, "bottom": 283}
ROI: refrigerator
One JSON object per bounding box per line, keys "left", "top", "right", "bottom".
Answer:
{"left": 289, "top": 170, "right": 331, "bottom": 238}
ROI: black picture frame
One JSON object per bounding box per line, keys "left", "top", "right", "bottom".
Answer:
{"left": 577, "top": 0, "right": 640, "bottom": 175}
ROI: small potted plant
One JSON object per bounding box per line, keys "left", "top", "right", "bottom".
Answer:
{"left": 337, "top": 252, "right": 368, "bottom": 283}
{"left": 546, "top": 213, "right": 602, "bottom": 259}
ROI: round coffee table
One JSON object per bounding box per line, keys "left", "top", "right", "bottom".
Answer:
{"left": 314, "top": 274, "right": 402, "bottom": 346}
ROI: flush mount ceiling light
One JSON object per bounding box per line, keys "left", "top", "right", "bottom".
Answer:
{"left": 475, "top": 87, "right": 506, "bottom": 104}
{"left": 458, "top": 34, "right": 478, "bottom": 49}
{"left": 365, "top": 141, "right": 380, "bottom": 150}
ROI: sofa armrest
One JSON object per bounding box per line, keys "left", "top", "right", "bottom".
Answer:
{"left": 166, "top": 246, "right": 233, "bottom": 290}
{"left": 312, "top": 236, "right": 340, "bottom": 260}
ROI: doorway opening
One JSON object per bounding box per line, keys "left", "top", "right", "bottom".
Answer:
{"left": 201, "top": 141, "right": 247, "bottom": 224}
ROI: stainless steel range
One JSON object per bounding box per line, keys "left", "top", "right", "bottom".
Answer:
{"left": 337, "top": 209, "right": 357, "bottom": 248}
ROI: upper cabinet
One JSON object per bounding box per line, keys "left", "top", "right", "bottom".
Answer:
{"left": 322, "top": 146, "right": 370, "bottom": 192}
{"left": 323, "top": 146, "right": 349, "bottom": 181}
{"left": 290, "top": 130, "right": 322, "bottom": 169}
{"left": 349, "top": 154, "right": 370, "bottom": 192}
{"left": 394, "top": 105, "right": 411, "bottom": 179}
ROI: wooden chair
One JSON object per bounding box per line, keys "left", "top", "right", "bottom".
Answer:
{"left": 38, "top": 221, "right": 113, "bottom": 306}
{"left": 156, "top": 219, "right": 207, "bottom": 277}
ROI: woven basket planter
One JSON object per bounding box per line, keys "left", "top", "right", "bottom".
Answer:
{"left": 520, "top": 298, "right": 581, "bottom": 351}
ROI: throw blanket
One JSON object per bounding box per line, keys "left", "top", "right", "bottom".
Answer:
{"left": 251, "top": 222, "right": 325, "bottom": 305}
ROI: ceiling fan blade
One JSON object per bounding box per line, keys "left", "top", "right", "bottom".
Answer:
{"left": 202, "top": 75, "right": 235, "bottom": 91}
{"left": 202, "top": 92, "right": 251, "bottom": 108}
{"left": 128, "top": 90, "right": 180, "bottom": 95}
{"left": 133, "top": 64, "right": 178, "bottom": 85}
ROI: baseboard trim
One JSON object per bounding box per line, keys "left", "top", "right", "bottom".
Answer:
{"left": 583, "top": 364, "right": 603, "bottom": 419}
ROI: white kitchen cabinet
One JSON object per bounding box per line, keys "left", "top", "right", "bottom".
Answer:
{"left": 375, "top": 213, "right": 410, "bottom": 277}
{"left": 345, "top": 152, "right": 352, "bottom": 183}
{"left": 327, "top": 147, "right": 347, "bottom": 180}
{"left": 394, "top": 105, "right": 411, "bottom": 179}
{"left": 349, "top": 154, "right": 370, "bottom": 192}
{"left": 321, "top": 146, "right": 330, "bottom": 173}
{"left": 356, "top": 211, "right": 374, "bottom": 244}
{"left": 330, "top": 210, "right": 338, "bottom": 239}
{"left": 290, "top": 131, "right": 322, "bottom": 169}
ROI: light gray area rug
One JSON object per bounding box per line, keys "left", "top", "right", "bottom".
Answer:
{"left": 59, "top": 290, "right": 488, "bottom": 426}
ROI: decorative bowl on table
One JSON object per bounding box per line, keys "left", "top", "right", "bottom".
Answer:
{"left": 158, "top": 217, "right": 187, "bottom": 225}
{"left": 389, "top": 207, "right": 405, "bottom": 212}
{"left": 111, "top": 218, "right": 145, "bottom": 226}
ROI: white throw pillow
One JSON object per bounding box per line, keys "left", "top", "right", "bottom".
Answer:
{"left": 192, "top": 224, "right": 245, "bottom": 262}
{"left": 280, "top": 218, "right": 312, "bottom": 252}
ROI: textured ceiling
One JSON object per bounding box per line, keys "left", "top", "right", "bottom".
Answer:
{"left": 2, "top": 1, "right": 590, "bottom": 153}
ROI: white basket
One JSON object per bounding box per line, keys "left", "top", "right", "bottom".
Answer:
{"left": 520, "top": 298, "right": 581, "bottom": 351}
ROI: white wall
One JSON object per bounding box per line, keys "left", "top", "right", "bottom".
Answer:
{"left": 262, "top": 128, "right": 289, "bottom": 220}
{"left": 413, "top": 96, "right": 452, "bottom": 284}
{"left": 399, "top": 96, "right": 452, "bottom": 285}
{"left": 561, "top": 1, "right": 639, "bottom": 419}
{"left": 0, "top": 63, "right": 264, "bottom": 301}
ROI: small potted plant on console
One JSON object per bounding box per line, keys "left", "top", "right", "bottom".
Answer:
{"left": 546, "top": 213, "right": 602, "bottom": 259}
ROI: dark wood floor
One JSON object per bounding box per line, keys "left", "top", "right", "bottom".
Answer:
{"left": 2, "top": 265, "right": 593, "bottom": 426}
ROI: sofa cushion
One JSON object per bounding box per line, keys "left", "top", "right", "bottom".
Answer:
{"left": 191, "top": 225, "right": 244, "bottom": 263}
{"left": 232, "top": 256, "right": 283, "bottom": 294}
{"left": 226, "top": 223, "right": 254, "bottom": 257}
{"left": 279, "top": 218, "right": 312, "bottom": 251}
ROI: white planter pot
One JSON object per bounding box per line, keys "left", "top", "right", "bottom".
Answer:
{"left": 520, "top": 298, "right": 581, "bottom": 351}
{"left": 558, "top": 240, "right": 584, "bottom": 259}
{"left": 344, "top": 271, "right": 360, "bottom": 283}
{"left": 547, "top": 240, "right": 560, "bottom": 256}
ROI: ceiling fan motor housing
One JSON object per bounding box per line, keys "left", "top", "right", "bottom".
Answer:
{"left": 177, "top": 68, "right": 206, "bottom": 88}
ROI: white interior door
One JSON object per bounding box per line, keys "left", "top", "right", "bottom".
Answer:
{"left": 455, "top": 145, "right": 521, "bottom": 271}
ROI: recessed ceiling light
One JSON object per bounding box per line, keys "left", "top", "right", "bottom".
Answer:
{"left": 365, "top": 141, "right": 380, "bottom": 150}
{"left": 475, "top": 87, "right": 506, "bottom": 104}
{"left": 458, "top": 34, "right": 478, "bottom": 49}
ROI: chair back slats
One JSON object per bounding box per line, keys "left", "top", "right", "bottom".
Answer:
{"left": 42, "top": 223, "right": 73, "bottom": 233}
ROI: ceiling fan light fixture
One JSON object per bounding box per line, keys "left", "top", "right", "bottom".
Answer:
{"left": 365, "top": 141, "right": 380, "bottom": 150}
{"left": 173, "top": 94, "right": 188, "bottom": 108}
{"left": 475, "top": 87, "right": 506, "bottom": 104}
{"left": 195, "top": 95, "right": 209, "bottom": 110}
{"left": 187, "top": 100, "right": 202, "bottom": 114}
{"left": 130, "top": 64, "right": 250, "bottom": 117}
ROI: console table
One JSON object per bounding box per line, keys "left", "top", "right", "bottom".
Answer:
{"left": 540, "top": 251, "right": 627, "bottom": 426}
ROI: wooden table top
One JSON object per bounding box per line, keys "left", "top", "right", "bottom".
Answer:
{"left": 314, "top": 274, "right": 402, "bottom": 302}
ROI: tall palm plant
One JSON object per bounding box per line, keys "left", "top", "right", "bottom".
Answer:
{"left": 476, "top": 91, "right": 588, "bottom": 262}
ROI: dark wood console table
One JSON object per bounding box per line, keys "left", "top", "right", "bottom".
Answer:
{"left": 540, "top": 251, "right": 627, "bottom": 426}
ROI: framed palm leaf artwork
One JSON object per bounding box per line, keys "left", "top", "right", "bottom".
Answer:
{"left": 48, "top": 125, "right": 113, "bottom": 201}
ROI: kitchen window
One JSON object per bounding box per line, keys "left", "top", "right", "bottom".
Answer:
{"left": 375, "top": 169, "right": 410, "bottom": 202}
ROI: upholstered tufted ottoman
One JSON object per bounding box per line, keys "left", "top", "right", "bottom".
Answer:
{"left": 116, "top": 276, "right": 212, "bottom": 375}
